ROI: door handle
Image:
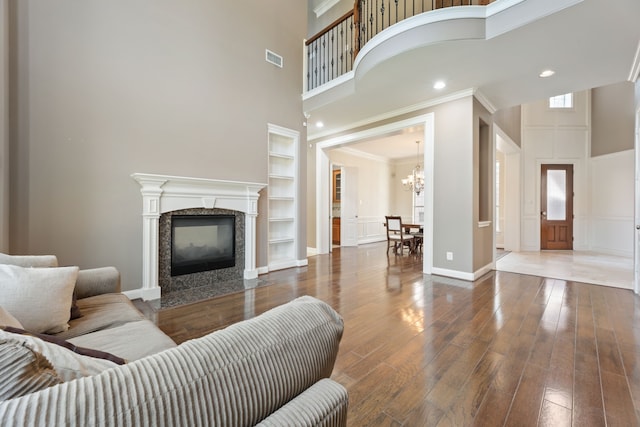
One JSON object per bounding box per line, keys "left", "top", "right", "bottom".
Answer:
{"left": 541, "top": 211, "right": 546, "bottom": 216}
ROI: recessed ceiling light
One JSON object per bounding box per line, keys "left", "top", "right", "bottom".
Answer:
{"left": 315, "top": 121, "right": 324, "bottom": 128}
{"left": 539, "top": 69, "right": 555, "bottom": 78}
{"left": 433, "top": 80, "right": 446, "bottom": 90}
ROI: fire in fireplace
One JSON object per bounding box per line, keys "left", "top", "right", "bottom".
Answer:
{"left": 170, "top": 215, "right": 235, "bottom": 276}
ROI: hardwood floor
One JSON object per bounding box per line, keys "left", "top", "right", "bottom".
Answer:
{"left": 144, "top": 242, "right": 640, "bottom": 426}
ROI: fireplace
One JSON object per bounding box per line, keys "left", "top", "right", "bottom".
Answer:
{"left": 171, "top": 215, "right": 235, "bottom": 276}
{"left": 132, "top": 173, "right": 266, "bottom": 301}
{"left": 159, "top": 208, "right": 245, "bottom": 293}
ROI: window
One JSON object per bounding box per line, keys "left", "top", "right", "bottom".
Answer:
{"left": 549, "top": 93, "right": 573, "bottom": 109}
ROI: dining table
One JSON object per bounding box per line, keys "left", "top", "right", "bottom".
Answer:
{"left": 401, "top": 223, "right": 423, "bottom": 253}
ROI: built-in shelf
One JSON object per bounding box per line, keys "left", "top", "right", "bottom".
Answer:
{"left": 269, "top": 152, "right": 294, "bottom": 159}
{"left": 267, "top": 124, "right": 300, "bottom": 272}
{"left": 269, "top": 237, "right": 295, "bottom": 244}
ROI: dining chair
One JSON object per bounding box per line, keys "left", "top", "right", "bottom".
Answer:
{"left": 385, "top": 216, "right": 415, "bottom": 255}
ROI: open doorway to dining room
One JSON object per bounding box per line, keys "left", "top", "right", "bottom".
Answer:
{"left": 315, "top": 113, "right": 435, "bottom": 275}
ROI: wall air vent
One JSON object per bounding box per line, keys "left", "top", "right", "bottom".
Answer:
{"left": 265, "top": 49, "right": 283, "bottom": 68}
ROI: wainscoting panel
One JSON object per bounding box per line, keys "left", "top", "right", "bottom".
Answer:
{"left": 521, "top": 217, "right": 539, "bottom": 251}
{"left": 358, "top": 216, "right": 386, "bottom": 244}
{"left": 590, "top": 217, "right": 634, "bottom": 256}
{"left": 590, "top": 150, "right": 634, "bottom": 256}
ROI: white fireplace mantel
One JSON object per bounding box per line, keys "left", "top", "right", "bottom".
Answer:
{"left": 131, "top": 173, "right": 267, "bottom": 301}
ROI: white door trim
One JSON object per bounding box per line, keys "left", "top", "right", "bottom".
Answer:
{"left": 634, "top": 106, "right": 640, "bottom": 295}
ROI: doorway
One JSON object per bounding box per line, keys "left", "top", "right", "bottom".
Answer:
{"left": 494, "top": 126, "right": 521, "bottom": 255}
{"left": 330, "top": 165, "right": 359, "bottom": 248}
{"left": 540, "top": 164, "right": 574, "bottom": 250}
{"left": 315, "top": 113, "right": 435, "bottom": 274}
{"left": 331, "top": 167, "right": 341, "bottom": 247}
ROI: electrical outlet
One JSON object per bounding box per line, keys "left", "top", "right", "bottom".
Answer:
{"left": 446, "top": 252, "right": 453, "bottom": 261}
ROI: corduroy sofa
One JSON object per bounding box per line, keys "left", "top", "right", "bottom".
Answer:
{"left": 0, "top": 255, "right": 348, "bottom": 426}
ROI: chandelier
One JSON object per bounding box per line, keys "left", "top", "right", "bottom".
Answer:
{"left": 402, "top": 140, "right": 425, "bottom": 195}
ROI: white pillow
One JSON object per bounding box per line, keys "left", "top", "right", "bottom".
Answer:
{"left": 0, "top": 306, "right": 23, "bottom": 328}
{"left": 0, "top": 253, "right": 58, "bottom": 268}
{"left": 0, "top": 265, "right": 78, "bottom": 334}
{"left": 0, "top": 329, "right": 118, "bottom": 382}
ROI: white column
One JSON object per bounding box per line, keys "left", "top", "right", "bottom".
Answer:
{"left": 137, "top": 177, "right": 166, "bottom": 300}
{"left": 244, "top": 194, "right": 260, "bottom": 279}
{"left": 244, "top": 213, "right": 259, "bottom": 279}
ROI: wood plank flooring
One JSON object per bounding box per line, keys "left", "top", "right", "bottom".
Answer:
{"left": 141, "top": 242, "right": 640, "bottom": 426}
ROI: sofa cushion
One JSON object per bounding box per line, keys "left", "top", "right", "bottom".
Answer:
{"left": 0, "top": 253, "right": 58, "bottom": 268}
{"left": 3, "top": 326, "right": 126, "bottom": 366}
{"left": 70, "top": 291, "right": 83, "bottom": 320}
{"left": 67, "top": 319, "right": 177, "bottom": 361}
{"left": 0, "top": 338, "right": 63, "bottom": 400}
{"left": 55, "top": 293, "right": 147, "bottom": 340}
{"left": 0, "top": 329, "right": 119, "bottom": 383}
{"left": 0, "top": 265, "right": 78, "bottom": 334}
{"left": 0, "top": 306, "right": 22, "bottom": 329}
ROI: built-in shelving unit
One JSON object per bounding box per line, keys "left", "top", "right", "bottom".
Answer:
{"left": 267, "top": 124, "right": 299, "bottom": 271}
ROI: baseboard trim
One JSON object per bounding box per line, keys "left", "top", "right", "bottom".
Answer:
{"left": 122, "top": 287, "right": 160, "bottom": 302}
{"left": 473, "top": 263, "right": 494, "bottom": 280}
{"left": 431, "top": 267, "right": 475, "bottom": 281}
{"left": 359, "top": 237, "right": 387, "bottom": 245}
{"left": 122, "top": 289, "right": 141, "bottom": 300}
{"left": 430, "top": 263, "right": 495, "bottom": 282}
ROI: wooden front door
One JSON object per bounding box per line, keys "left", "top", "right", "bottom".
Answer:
{"left": 541, "top": 164, "right": 573, "bottom": 250}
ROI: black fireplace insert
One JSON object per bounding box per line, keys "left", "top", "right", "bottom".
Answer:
{"left": 170, "top": 215, "right": 235, "bottom": 276}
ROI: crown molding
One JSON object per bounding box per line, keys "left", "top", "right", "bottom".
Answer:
{"left": 314, "top": 0, "right": 340, "bottom": 18}
{"left": 473, "top": 89, "right": 497, "bottom": 114}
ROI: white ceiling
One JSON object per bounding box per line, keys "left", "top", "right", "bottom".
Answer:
{"left": 304, "top": 0, "right": 640, "bottom": 159}
{"left": 335, "top": 127, "right": 426, "bottom": 160}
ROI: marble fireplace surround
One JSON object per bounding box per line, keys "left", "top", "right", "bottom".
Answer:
{"left": 132, "top": 173, "right": 267, "bottom": 301}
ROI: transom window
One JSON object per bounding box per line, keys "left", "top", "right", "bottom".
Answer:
{"left": 549, "top": 93, "right": 573, "bottom": 109}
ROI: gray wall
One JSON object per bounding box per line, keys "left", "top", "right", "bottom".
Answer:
{"left": 493, "top": 104, "right": 521, "bottom": 147}
{"left": 592, "top": 81, "right": 635, "bottom": 157}
{"left": 473, "top": 98, "right": 493, "bottom": 271}
{"left": 8, "top": 0, "right": 307, "bottom": 291}
{"left": 432, "top": 96, "right": 475, "bottom": 273}
{"left": 0, "top": 0, "right": 8, "bottom": 252}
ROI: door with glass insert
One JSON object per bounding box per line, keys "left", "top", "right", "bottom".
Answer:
{"left": 541, "top": 164, "right": 573, "bottom": 250}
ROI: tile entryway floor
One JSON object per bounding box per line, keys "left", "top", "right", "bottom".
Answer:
{"left": 496, "top": 250, "right": 633, "bottom": 290}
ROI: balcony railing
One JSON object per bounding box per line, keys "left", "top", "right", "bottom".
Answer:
{"left": 305, "top": 0, "right": 493, "bottom": 92}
